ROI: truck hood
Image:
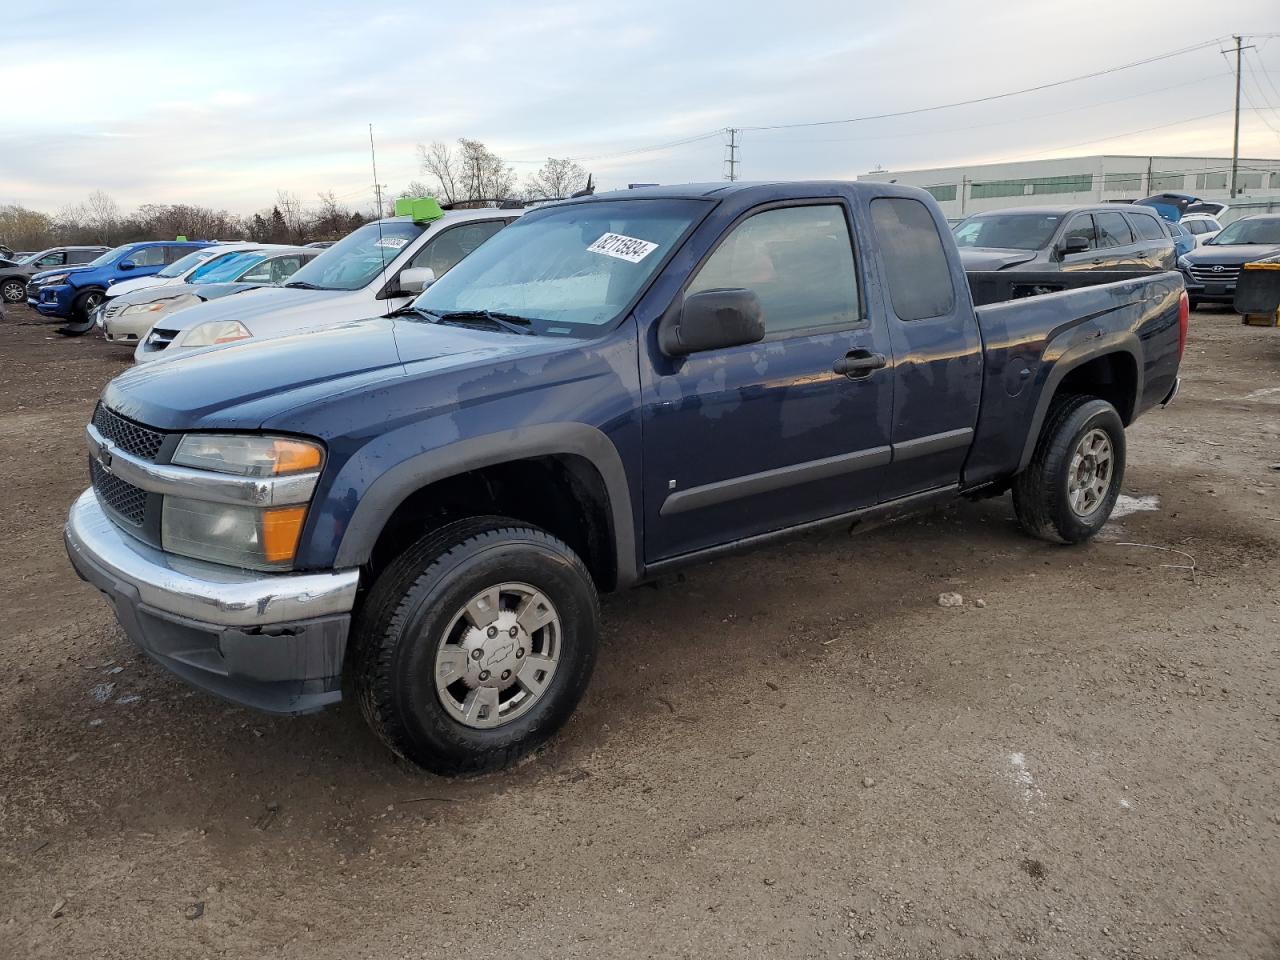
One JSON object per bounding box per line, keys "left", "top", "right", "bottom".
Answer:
{"left": 1184, "top": 243, "right": 1280, "bottom": 266}
{"left": 102, "top": 317, "right": 573, "bottom": 431}
{"left": 154, "top": 286, "right": 350, "bottom": 333}
{"left": 957, "top": 248, "right": 1038, "bottom": 270}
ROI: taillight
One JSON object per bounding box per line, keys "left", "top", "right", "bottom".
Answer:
{"left": 1177, "top": 289, "right": 1189, "bottom": 359}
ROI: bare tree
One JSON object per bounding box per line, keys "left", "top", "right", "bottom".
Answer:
{"left": 85, "top": 190, "right": 122, "bottom": 244}
{"left": 524, "top": 157, "right": 589, "bottom": 201}
{"left": 417, "top": 138, "right": 516, "bottom": 206}
{"left": 0, "top": 204, "right": 56, "bottom": 250}
{"left": 418, "top": 142, "right": 462, "bottom": 205}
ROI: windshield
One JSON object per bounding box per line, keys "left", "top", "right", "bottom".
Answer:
{"left": 158, "top": 248, "right": 221, "bottom": 278}
{"left": 413, "top": 199, "right": 706, "bottom": 336}
{"left": 192, "top": 251, "right": 266, "bottom": 283}
{"left": 953, "top": 213, "right": 1064, "bottom": 251}
{"left": 283, "top": 220, "right": 424, "bottom": 291}
{"left": 1210, "top": 218, "right": 1280, "bottom": 245}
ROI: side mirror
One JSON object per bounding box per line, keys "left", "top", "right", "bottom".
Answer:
{"left": 118, "top": 259, "right": 136, "bottom": 271}
{"left": 659, "top": 288, "right": 765, "bottom": 357}
{"left": 1058, "top": 236, "right": 1090, "bottom": 256}
{"left": 397, "top": 266, "right": 436, "bottom": 294}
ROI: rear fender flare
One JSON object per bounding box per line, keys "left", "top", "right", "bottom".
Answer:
{"left": 1017, "top": 333, "right": 1142, "bottom": 473}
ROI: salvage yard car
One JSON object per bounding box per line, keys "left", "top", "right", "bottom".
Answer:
{"left": 954, "top": 204, "right": 1175, "bottom": 273}
{"left": 99, "top": 245, "right": 318, "bottom": 345}
{"left": 0, "top": 245, "right": 108, "bottom": 304}
{"left": 64, "top": 181, "right": 1185, "bottom": 775}
{"left": 27, "top": 239, "right": 214, "bottom": 327}
{"left": 1178, "top": 214, "right": 1280, "bottom": 309}
{"left": 132, "top": 202, "right": 521, "bottom": 363}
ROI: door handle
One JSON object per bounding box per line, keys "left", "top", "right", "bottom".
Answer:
{"left": 833, "top": 349, "right": 887, "bottom": 379}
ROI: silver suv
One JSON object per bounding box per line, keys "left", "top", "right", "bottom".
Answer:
{"left": 954, "top": 205, "right": 1175, "bottom": 273}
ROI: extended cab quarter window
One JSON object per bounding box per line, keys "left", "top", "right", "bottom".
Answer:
{"left": 870, "top": 197, "right": 955, "bottom": 321}
{"left": 686, "top": 204, "right": 860, "bottom": 335}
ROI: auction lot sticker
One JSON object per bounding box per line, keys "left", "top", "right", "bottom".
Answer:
{"left": 375, "top": 237, "right": 409, "bottom": 249}
{"left": 588, "top": 233, "right": 659, "bottom": 263}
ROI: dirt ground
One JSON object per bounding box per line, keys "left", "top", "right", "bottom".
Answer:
{"left": 0, "top": 301, "right": 1277, "bottom": 960}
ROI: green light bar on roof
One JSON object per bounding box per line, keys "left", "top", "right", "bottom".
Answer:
{"left": 394, "top": 197, "right": 444, "bottom": 223}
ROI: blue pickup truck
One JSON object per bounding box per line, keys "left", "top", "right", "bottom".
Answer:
{"left": 28, "top": 239, "right": 213, "bottom": 326}
{"left": 64, "top": 182, "right": 1185, "bottom": 774}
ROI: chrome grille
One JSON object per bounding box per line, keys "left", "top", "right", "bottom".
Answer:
{"left": 103, "top": 300, "right": 126, "bottom": 319}
{"left": 90, "top": 459, "right": 147, "bottom": 526}
{"left": 146, "top": 328, "right": 179, "bottom": 351}
{"left": 1188, "top": 264, "right": 1241, "bottom": 283}
{"left": 91, "top": 404, "right": 165, "bottom": 461}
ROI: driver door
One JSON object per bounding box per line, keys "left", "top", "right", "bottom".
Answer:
{"left": 640, "top": 200, "right": 894, "bottom": 562}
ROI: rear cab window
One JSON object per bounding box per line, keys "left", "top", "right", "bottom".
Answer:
{"left": 870, "top": 197, "right": 955, "bottom": 321}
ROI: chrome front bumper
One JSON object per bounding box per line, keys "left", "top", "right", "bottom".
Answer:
{"left": 65, "top": 489, "right": 356, "bottom": 625}
{"left": 65, "top": 489, "right": 359, "bottom": 713}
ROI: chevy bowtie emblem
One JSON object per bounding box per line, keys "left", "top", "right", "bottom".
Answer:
{"left": 1212, "top": 265, "right": 1224, "bottom": 273}
{"left": 96, "top": 439, "right": 113, "bottom": 471}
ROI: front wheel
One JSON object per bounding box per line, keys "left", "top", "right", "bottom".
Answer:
{"left": 351, "top": 517, "right": 600, "bottom": 775}
{"left": 56, "top": 290, "right": 103, "bottom": 337}
{"left": 1012, "top": 396, "right": 1126, "bottom": 543}
{"left": 0, "top": 278, "right": 24, "bottom": 304}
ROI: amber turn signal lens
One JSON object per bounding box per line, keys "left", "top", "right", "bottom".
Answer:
{"left": 270, "top": 439, "right": 323, "bottom": 475}
{"left": 261, "top": 506, "right": 307, "bottom": 563}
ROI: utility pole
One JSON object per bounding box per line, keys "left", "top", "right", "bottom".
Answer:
{"left": 1228, "top": 35, "right": 1256, "bottom": 199}
{"left": 724, "top": 128, "right": 740, "bottom": 182}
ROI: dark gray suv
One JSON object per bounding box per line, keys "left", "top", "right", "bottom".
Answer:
{"left": 953, "top": 205, "right": 1176, "bottom": 273}
{"left": 0, "top": 246, "right": 109, "bottom": 303}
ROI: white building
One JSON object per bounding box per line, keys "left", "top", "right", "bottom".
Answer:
{"left": 858, "top": 155, "right": 1280, "bottom": 223}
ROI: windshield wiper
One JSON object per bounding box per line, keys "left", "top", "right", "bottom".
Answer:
{"left": 430, "top": 309, "right": 537, "bottom": 336}
{"left": 284, "top": 280, "right": 325, "bottom": 289}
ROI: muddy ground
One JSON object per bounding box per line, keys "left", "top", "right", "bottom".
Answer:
{"left": 0, "top": 302, "right": 1277, "bottom": 960}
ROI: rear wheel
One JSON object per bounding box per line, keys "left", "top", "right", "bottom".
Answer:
{"left": 0, "top": 278, "right": 23, "bottom": 304}
{"left": 351, "top": 517, "right": 600, "bottom": 775}
{"left": 1012, "top": 396, "right": 1126, "bottom": 543}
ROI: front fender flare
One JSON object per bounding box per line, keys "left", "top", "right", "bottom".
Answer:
{"left": 332, "top": 423, "right": 639, "bottom": 586}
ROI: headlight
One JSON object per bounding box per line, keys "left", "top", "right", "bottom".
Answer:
{"left": 172, "top": 434, "right": 322, "bottom": 477}
{"left": 181, "top": 320, "right": 252, "bottom": 347}
{"left": 161, "top": 434, "right": 323, "bottom": 570}
{"left": 1177, "top": 256, "right": 1191, "bottom": 271}
{"left": 124, "top": 295, "right": 192, "bottom": 316}
{"left": 38, "top": 273, "right": 70, "bottom": 285}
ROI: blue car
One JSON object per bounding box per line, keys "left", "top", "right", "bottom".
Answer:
{"left": 27, "top": 240, "right": 213, "bottom": 324}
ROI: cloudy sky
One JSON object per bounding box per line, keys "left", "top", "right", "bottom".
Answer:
{"left": 3, "top": 0, "right": 1279, "bottom": 216}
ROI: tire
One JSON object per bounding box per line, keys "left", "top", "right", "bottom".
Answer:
{"left": 0, "top": 278, "right": 23, "bottom": 304}
{"left": 56, "top": 290, "right": 104, "bottom": 337}
{"left": 1012, "top": 396, "right": 1126, "bottom": 544}
{"left": 351, "top": 516, "right": 600, "bottom": 775}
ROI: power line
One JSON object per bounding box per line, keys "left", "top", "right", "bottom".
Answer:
{"left": 740, "top": 38, "right": 1233, "bottom": 133}
{"left": 743, "top": 72, "right": 1231, "bottom": 146}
